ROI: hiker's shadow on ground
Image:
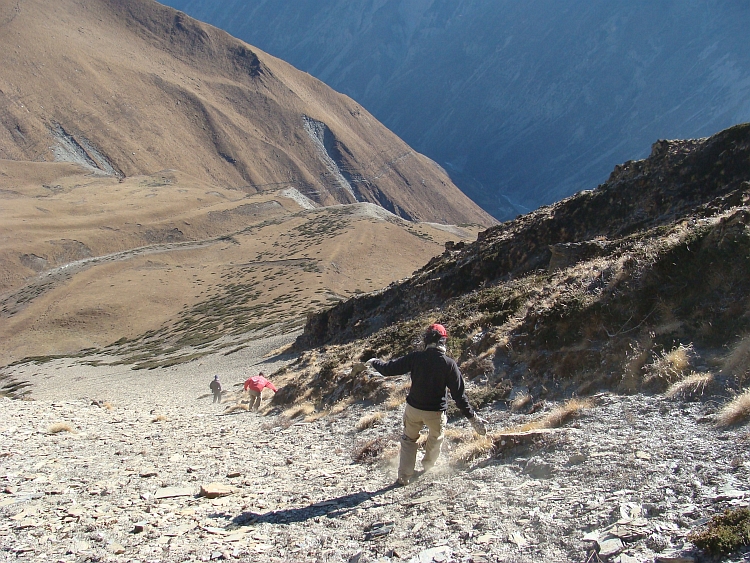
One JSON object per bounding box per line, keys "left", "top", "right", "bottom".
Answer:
{"left": 227, "top": 484, "right": 398, "bottom": 527}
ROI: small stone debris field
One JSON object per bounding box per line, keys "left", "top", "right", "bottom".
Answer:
{"left": 1, "top": 338, "right": 749, "bottom": 563}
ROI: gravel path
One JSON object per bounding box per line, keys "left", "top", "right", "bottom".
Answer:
{"left": 1, "top": 339, "right": 749, "bottom": 563}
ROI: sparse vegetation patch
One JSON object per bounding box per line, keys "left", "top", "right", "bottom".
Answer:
{"left": 716, "top": 388, "right": 750, "bottom": 427}
{"left": 689, "top": 508, "right": 750, "bottom": 556}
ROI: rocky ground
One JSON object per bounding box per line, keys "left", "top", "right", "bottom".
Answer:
{"left": 1, "top": 335, "right": 749, "bottom": 563}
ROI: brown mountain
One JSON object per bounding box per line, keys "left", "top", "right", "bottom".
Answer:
{"left": 0, "top": 0, "right": 493, "bottom": 225}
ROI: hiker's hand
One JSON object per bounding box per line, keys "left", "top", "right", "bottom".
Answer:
{"left": 470, "top": 415, "right": 488, "bottom": 436}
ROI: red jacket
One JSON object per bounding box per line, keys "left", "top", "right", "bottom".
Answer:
{"left": 244, "top": 375, "right": 277, "bottom": 393}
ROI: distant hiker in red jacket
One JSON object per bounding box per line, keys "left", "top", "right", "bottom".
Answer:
{"left": 243, "top": 372, "right": 278, "bottom": 412}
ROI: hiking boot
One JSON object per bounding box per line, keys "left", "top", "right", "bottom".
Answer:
{"left": 395, "top": 476, "right": 410, "bottom": 486}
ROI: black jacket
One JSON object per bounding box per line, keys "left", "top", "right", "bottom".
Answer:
{"left": 371, "top": 347, "right": 475, "bottom": 418}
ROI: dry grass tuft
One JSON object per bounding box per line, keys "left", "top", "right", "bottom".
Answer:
{"left": 716, "top": 389, "right": 750, "bottom": 428}
{"left": 151, "top": 414, "right": 168, "bottom": 423}
{"left": 352, "top": 436, "right": 392, "bottom": 464}
{"left": 513, "top": 398, "right": 594, "bottom": 432}
{"left": 305, "top": 410, "right": 329, "bottom": 422}
{"left": 644, "top": 343, "right": 694, "bottom": 390}
{"left": 665, "top": 372, "right": 714, "bottom": 400}
{"left": 224, "top": 403, "right": 249, "bottom": 414}
{"left": 102, "top": 401, "right": 114, "bottom": 411}
{"left": 383, "top": 384, "right": 410, "bottom": 411}
{"left": 284, "top": 402, "right": 315, "bottom": 419}
{"left": 451, "top": 436, "right": 495, "bottom": 464}
{"left": 47, "top": 422, "right": 75, "bottom": 434}
{"left": 385, "top": 396, "right": 406, "bottom": 411}
{"left": 356, "top": 412, "right": 385, "bottom": 431}
{"left": 444, "top": 428, "right": 472, "bottom": 444}
{"left": 329, "top": 401, "right": 351, "bottom": 415}
{"left": 723, "top": 334, "right": 750, "bottom": 385}
{"left": 510, "top": 393, "right": 532, "bottom": 412}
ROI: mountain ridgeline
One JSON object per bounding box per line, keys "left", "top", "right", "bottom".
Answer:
{"left": 293, "top": 124, "right": 750, "bottom": 399}
{"left": 0, "top": 0, "right": 492, "bottom": 226}
{"left": 160, "top": 0, "right": 750, "bottom": 220}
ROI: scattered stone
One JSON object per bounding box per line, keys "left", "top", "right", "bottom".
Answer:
{"left": 154, "top": 486, "right": 194, "bottom": 499}
{"left": 408, "top": 495, "right": 441, "bottom": 506}
{"left": 567, "top": 453, "right": 587, "bottom": 465}
{"left": 524, "top": 457, "right": 553, "bottom": 479}
{"left": 714, "top": 485, "right": 748, "bottom": 501}
{"left": 646, "top": 533, "right": 671, "bottom": 552}
{"left": 509, "top": 531, "right": 528, "bottom": 547}
{"left": 108, "top": 543, "right": 126, "bottom": 554}
{"left": 655, "top": 556, "right": 695, "bottom": 563}
{"left": 200, "top": 483, "right": 235, "bottom": 498}
{"left": 410, "top": 545, "right": 452, "bottom": 563}
{"left": 364, "top": 521, "right": 394, "bottom": 540}
{"left": 598, "top": 537, "right": 624, "bottom": 559}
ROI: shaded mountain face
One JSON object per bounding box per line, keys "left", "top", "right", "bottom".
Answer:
{"left": 160, "top": 0, "right": 750, "bottom": 220}
{"left": 292, "top": 124, "right": 750, "bottom": 400}
{"left": 0, "top": 0, "right": 493, "bottom": 226}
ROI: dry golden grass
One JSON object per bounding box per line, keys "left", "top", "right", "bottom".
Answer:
{"left": 356, "top": 411, "right": 385, "bottom": 431}
{"left": 383, "top": 383, "right": 410, "bottom": 411}
{"left": 444, "top": 428, "right": 473, "bottom": 444}
{"left": 102, "top": 402, "right": 114, "bottom": 411}
{"left": 645, "top": 343, "right": 694, "bottom": 388}
{"left": 510, "top": 393, "right": 532, "bottom": 412}
{"left": 381, "top": 444, "right": 400, "bottom": 461}
{"left": 305, "top": 410, "right": 329, "bottom": 422}
{"left": 385, "top": 396, "right": 406, "bottom": 411}
{"left": 451, "top": 436, "right": 495, "bottom": 464}
{"left": 224, "top": 403, "right": 249, "bottom": 414}
{"left": 285, "top": 403, "right": 316, "bottom": 419}
{"left": 510, "top": 398, "right": 594, "bottom": 433}
{"left": 151, "top": 414, "right": 168, "bottom": 423}
{"left": 329, "top": 401, "right": 351, "bottom": 415}
{"left": 716, "top": 389, "right": 750, "bottom": 427}
{"left": 723, "top": 334, "right": 750, "bottom": 384}
{"left": 47, "top": 422, "right": 74, "bottom": 434}
{"left": 665, "top": 372, "right": 714, "bottom": 399}
{"left": 666, "top": 344, "right": 692, "bottom": 373}
{"left": 352, "top": 436, "right": 392, "bottom": 465}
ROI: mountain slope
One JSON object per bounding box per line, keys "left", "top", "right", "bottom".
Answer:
{"left": 0, "top": 0, "right": 493, "bottom": 225}
{"left": 160, "top": 0, "right": 750, "bottom": 220}
{"left": 0, "top": 161, "right": 484, "bottom": 365}
{"left": 290, "top": 123, "right": 750, "bottom": 403}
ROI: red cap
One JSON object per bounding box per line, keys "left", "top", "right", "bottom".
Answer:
{"left": 428, "top": 323, "right": 448, "bottom": 337}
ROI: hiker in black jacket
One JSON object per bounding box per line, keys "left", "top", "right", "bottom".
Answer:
{"left": 209, "top": 375, "right": 222, "bottom": 404}
{"left": 367, "top": 323, "right": 487, "bottom": 485}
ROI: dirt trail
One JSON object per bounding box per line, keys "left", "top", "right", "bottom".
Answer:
{"left": 1, "top": 341, "right": 749, "bottom": 562}
{"left": 0, "top": 238, "right": 222, "bottom": 318}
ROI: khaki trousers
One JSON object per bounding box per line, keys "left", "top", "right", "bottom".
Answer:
{"left": 247, "top": 390, "right": 262, "bottom": 411}
{"left": 399, "top": 404, "right": 446, "bottom": 481}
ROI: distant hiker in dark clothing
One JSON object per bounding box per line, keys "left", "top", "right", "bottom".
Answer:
{"left": 366, "top": 323, "right": 487, "bottom": 485}
{"left": 209, "top": 375, "right": 222, "bottom": 404}
{"left": 243, "top": 372, "right": 278, "bottom": 412}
